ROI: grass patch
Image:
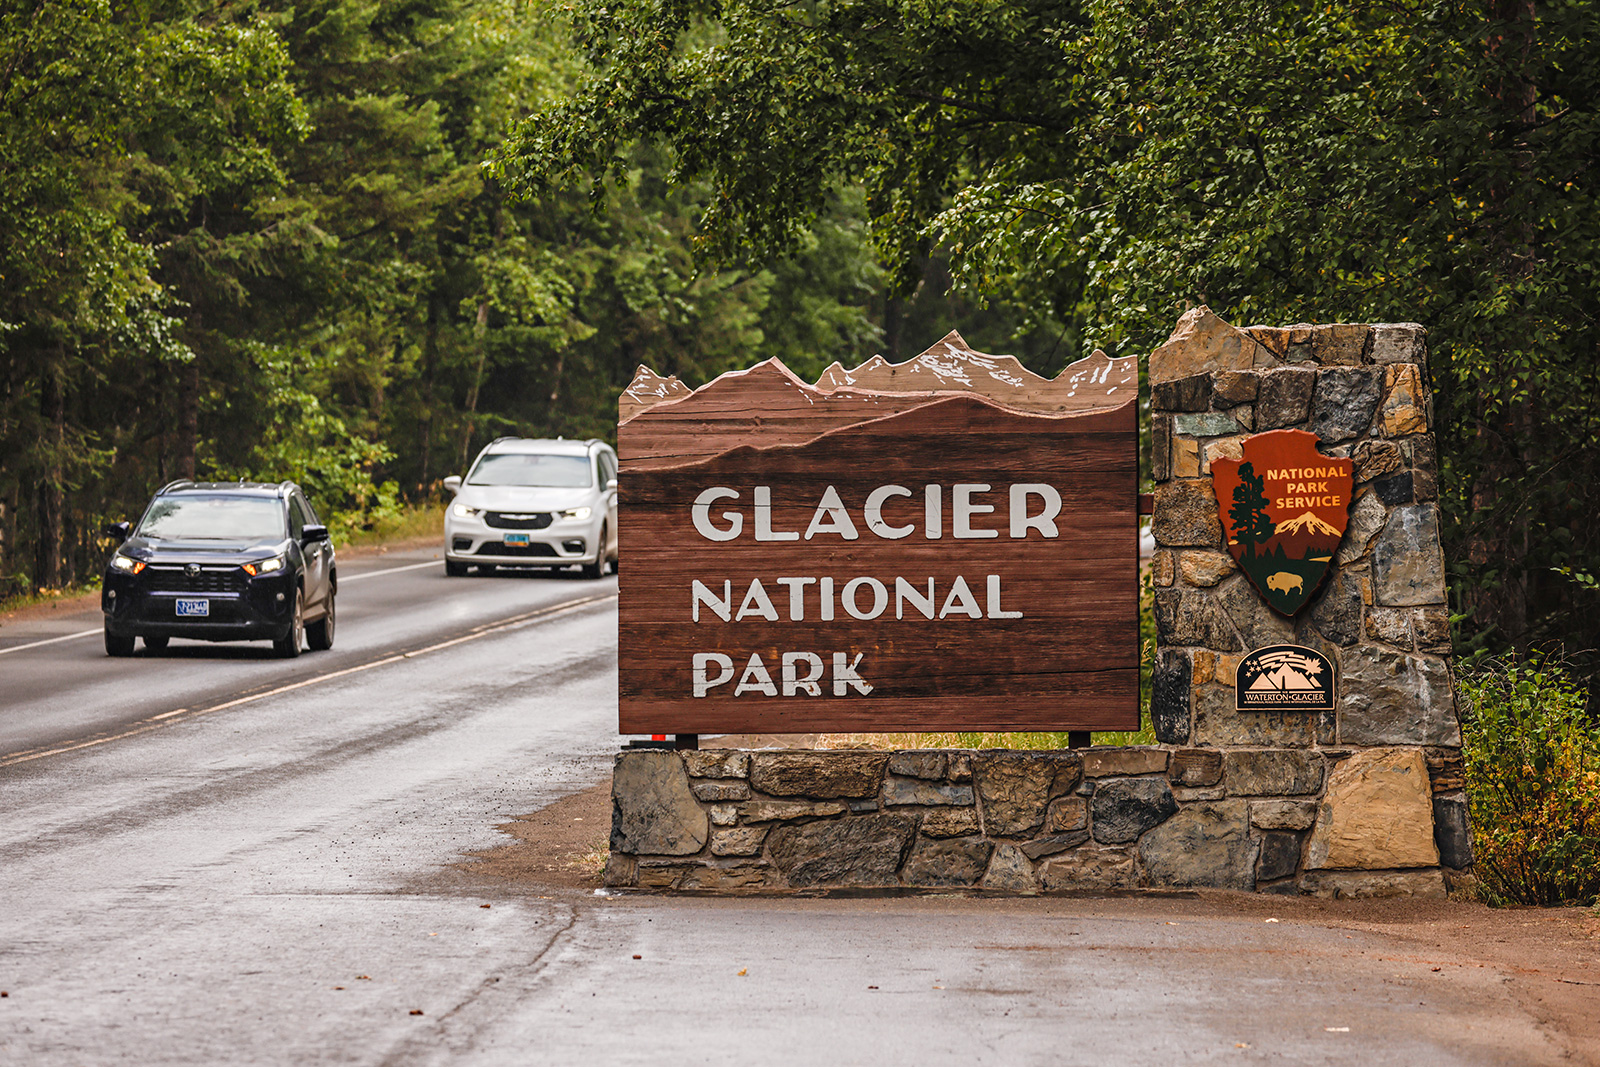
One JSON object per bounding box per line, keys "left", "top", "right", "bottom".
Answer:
{"left": 0, "top": 578, "right": 101, "bottom": 616}
{"left": 333, "top": 503, "right": 445, "bottom": 549}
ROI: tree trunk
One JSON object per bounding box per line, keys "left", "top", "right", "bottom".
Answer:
{"left": 458, "top": 300, "right": 490, "bottom": 469}
{"left": 176, "top": 355, "right": 198, "bottom": 481}
{"left": 35, "top": 354, "right": 65, "bottom": 589}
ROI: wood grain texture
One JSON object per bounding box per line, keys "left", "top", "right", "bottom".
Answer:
{"left": 618, "top": 364, "right": 692, "bottom": 422}
{"left": 619, "top": 392, "right": 1139, "bottom": 734}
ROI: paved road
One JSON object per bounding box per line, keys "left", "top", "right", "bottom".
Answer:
{"left": 0, "top": 548, "right": 1580, "bottom": 1065}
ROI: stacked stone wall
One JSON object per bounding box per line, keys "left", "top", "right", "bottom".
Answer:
{"left": 606, "top": 311, "right": 1470, "bottom": 897}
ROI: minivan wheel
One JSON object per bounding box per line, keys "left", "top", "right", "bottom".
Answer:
{"left": 580, "top": 525, "right": 607, "bottom": 580}
{"left": 274, "top": 590, "right": 305, "bottom": 658}
{"left": 143, "top": 635, "right": 169, "bottom": 653}
{"left": 445, "top": 559, "right": 469, "bottom": 577}
{"left": 105, "top": 624, "right": 134, "bottom": 657}
{"left": 306, "top": 593, "right": 335, "bottom": 651}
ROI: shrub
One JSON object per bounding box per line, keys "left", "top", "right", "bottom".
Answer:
{"left": 1459, "top": 654, "right": 1600, "bottom": 906}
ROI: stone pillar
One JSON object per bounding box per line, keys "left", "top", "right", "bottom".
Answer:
{"left": 1149, "top": 308, "right": 1470, "bottom": 897}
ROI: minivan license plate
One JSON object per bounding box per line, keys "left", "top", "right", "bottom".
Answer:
{"left": 176, "top": 598, "right": 210, "bottom": 617}
{"left": 503, "top": 533, "right": 531, "bottom": 546}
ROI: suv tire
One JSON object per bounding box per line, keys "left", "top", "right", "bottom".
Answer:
{"left": 274, "top": 589, "right": 305, "bottom": 658}
{"left": 105, "top": 625, "right": 134, "bottom": 657}
{"left": 143, "top": 635, "right": 169, "bottom": 653}
{"left": 306, "top": 594, "right": 335, "bottom": 651}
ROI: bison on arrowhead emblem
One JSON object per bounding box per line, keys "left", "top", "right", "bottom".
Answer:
{"left": 1211, "top": 429, "right": 1354, "bottom": 616}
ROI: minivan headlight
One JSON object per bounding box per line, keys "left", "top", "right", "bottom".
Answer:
{"left": 243, "top": 555, "right": 285, "bottom": 577}
{"left": 560, "top": 506, "right": 592, "bottom": 521}
{"left": 111, "top": 553, "right": 145, "bottom": 574}
{"left": 452, "top": 502, "right": 481, "bottom": 518}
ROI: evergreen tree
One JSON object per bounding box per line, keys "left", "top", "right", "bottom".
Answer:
{"left": 1230, "top": 463, "right": 1275, "bottom": 560}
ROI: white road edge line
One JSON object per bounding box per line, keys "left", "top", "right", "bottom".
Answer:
{"left": 0, "top": 628, "right": 102, "bottom": 656}
{"left": 0, "top": 592, "right": 617, "bottom": 768}
{"left": 339, "top": 559, "right": 441, "bottom": 582}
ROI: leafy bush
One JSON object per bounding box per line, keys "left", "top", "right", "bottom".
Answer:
{"left": 1459, "top": 655, "right": 1600, "bottom": 906}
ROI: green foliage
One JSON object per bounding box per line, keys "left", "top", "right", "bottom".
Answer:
{"left": 1459, "top": 655, "right": 1600, "bottom": 907}
{"left": 1229, "top": 462, "right": 1274, "bottom": 557}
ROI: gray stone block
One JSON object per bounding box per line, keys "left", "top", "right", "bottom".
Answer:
{"left": 1195, "top": 685, "right": 1316, "bottom": 746}
{"left": 1223, "top": 750, "right": 1325, "bottom": 796}
{"left": 1151, "top": 649, "right": 1192, "bottom": 745}
{"left": 983, "top": 843, "right": 1041, "bottom": 892}
{"left": 1250, "top": 799, "right": 1319, "bottom": 830}
{"left": 1091, "top": 778, "right": 1179, "bottom": 844}
{"left": 1370, "top": 323, "right": 1427, "bottom": 366}
{"left": 611, "top": 751, "right": 709, "bottom": 856}
{"left": 884, "top": 776, "right": 975, "bottom": 807}
{"left": 739, "top": 799, "right": 849, "bottom": 823}
{"left": 1217, "top": 576, "right": 1297, "bottom": 646}
{"left": 1336, "top": 490, "right": 1387, "bottom": 564}
{"left": 1212, "top": 370, "right": 1259, "bottom": 406}
{"left": 1139, "top": 801, "right": 1256, "bottom": 890}
{"left": 1339, "top": 644, "right": 1459, "bottom": 746}
{"left": 1300, "top": 870, "right": 1445, "bottom": 900}
{"left": 920, "top": 806, "right": 979, "bottom": 838}
{"left": 767, "top": 812, "right": 917, "bottom": 887}
{"left": 1373, "top": 471, "right": 1414, "bottom": 505}
{"left": 1039, "top": 847, "right": 1141, "bottom": 892}
{"left": 1154, "top": 590, "right": 1243, "bottom": 650}
{"left": 974, "top": 752, "right": 1082, "bottom": 836}
{"left": 692, "top": 780, "right": 751, "bottom": 802}
{"left": 902, "top": 836, "right": 994, "bottom": 887}
{"left": 1082, "top": 748, "right": 1169, "bottom": 778}
{"left": 1433, "top": 795, "right": 1474, "bottom": 870}
{"left": 1152, "top": 415, "right": 1171, "bottom": 482}
{"left": 1372, "top": 504, "right": 1446, "bottom": 606}
{"left": 887, "top": 750, "right": 946, "bottom": 780}
{"left": 1257, "top": 831, "right": 1302, "bottom": 882}
{"left": 678, "top": 862, "right": 776, "bottom": 891}
{"left": 1173, "top": 411, "right": 1241, "bottom": 437}
{"left": 682, "top": 750, "right": 751, "bottom": 779}
{"left": 1169, "top": 747, "right": 1223, "bottom": 787}
{"left": 1256, "top": 367, "right": 1317, "bottom": 429}
{"left": 710, "top": 826, "right": 769, "bottom": 857}
{"left": 1309, "top": 567, "right": 1363, "bottom": 646}
{"left": 749, "top": 751, "right": 889, "bottom": 798}
{"left": 1310, "top": 368, "right": 1381, "bottom": 443}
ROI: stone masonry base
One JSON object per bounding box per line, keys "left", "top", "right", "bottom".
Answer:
{"left": 606, "top": 747, "right": 1471, "bottom": 896}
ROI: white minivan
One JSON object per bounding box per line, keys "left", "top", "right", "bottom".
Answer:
{"left": 443, "top": 437, "right": 618, "bottom": 578}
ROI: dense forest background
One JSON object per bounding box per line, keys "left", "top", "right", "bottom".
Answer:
{"left": 4, "top": 0, "right": 1600, "bottom": 681}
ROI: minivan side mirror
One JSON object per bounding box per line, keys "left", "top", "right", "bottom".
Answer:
{"left": 301, "top": 524, "right": 330, "bottom": 544}
{"left": 103, "top": 521, "right": 130, "bottom": 543}
{"left": 606, "top": 478, "right": 618, "bottom": 492}
{"left": 443, "top": 475, "right": 462, "bottom": 494}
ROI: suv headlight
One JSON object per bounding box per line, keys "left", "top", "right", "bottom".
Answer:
{"left": 243, "top": 555, "right": 285, "bottom": 577}
{"left": 111, "top": 553, "right": 145, "bottom": 574}
{"left": 452, "top": 502, "right": 481, "bottom": 518}
{"left": 560, "top": 506, "right": 592, "bottom": 521}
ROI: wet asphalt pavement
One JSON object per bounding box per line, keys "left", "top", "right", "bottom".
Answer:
{"left": 0, "top": 548, "right": 1580, "bottom": 1065}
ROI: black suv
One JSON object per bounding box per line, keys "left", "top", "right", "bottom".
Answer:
{"left": 102, "top": 481, "right": 336, "bottom": 658}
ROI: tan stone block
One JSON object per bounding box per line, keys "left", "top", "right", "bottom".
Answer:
{"left": 1171, "top": 785, "right": 1225, "bottom": 802}
{"left": 1312, "top": 324, "right": 1373, "bottom": 365}
{"left": 920, "top": 807, "right": 979, "bottom": 838}
{"left": 1039, "top": 847, "right": 1141, "bottom": 891}
{"left": 1190, "top": 649, "right": 1218, "bottom": 685}
{"left": 1150, "top": 306, "right": 1264, "bottom": 383}
{"left": 1380, "top": 364, "right": 1429, "bottom": 436}
{"left": 1202, "top": 435, "right": 1245, "bottom": 474}
{"left": 1172, "top": 437, "right": 1200, "bottom": 478}
{"left": 1250, "top": 799, "right": 1319, "bottom": 830}
{"left": 1179, "top": 550, "right": 1237, "bottom": 588}
{"left": 1082, "top": 748, "right": 1170, "bottom": 778}
{"left": 1300, "top": 870, "right": 1445, "bottom": 900}
{"left": 1046, "top": 796, "right": 1088, "bottom": 833}
{"left": 1306, "top": 748, "right": 1440, "bottom": 870}
{"left": 1151, "top": 550, "right": 1176, "bottom": 588}
{"left": 1215, "top": 653, "right": 1243, "bottom": 687}
{"left": 1364, "top": 607, "right": 1413, "bottom": 647}
{"left": 1244, "top": 325, "right": 1291, "bottom": 358}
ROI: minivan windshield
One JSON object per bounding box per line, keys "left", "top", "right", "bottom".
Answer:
{"left": 467, "top": 453, "right": 592, "bottom": 488}
{"left": 137, "top": 495, "right": 286, "bottom": 541}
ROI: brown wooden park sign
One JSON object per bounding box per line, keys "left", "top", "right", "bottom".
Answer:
{"left": 616, "top": 332, "right": 1141, "bottom": 735}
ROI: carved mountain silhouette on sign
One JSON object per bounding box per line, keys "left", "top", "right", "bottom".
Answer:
{"left": 1275, "top": 511, "right": 1341, "bottom": 537}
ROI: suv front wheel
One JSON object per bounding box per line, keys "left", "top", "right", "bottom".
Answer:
{"left": 306, "top": 594, "right": 335, "bottom": 651}
{"left": 105, "top": 624, "right": 134, "bottom": 657}
{"left": 274, "top": 589, "right": 305, "bottom": 658}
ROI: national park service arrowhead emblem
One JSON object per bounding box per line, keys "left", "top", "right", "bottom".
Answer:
{"left": 1211, "top": 429, "right": 1353, "bottom": 616}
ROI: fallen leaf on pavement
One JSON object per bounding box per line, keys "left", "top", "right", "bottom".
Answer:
{"left": 736, "top": 969, "right": 747, "bottom": 977}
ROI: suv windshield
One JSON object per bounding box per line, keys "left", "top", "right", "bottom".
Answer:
{"left": 467, "top": 453, "right": 592, "bottom": 488}
{"left": 138, "top": 495, "right": 285, "bottom": 541}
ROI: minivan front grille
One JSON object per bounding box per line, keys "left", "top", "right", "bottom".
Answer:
{"left": 142, "top": 566, "right": 247, "bottom": 594}
{"left": 477, "top": 541, "right": 557, "bottom": 557}
{"left": 485, "top": 511, "right": 554, "bottom": 530}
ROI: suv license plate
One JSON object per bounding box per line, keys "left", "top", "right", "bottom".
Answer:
{"left": 503, "top": 533, "right": 531, "bottom": 546}
{"left": 176, "top": 598, "right": 210, "bottom": 618}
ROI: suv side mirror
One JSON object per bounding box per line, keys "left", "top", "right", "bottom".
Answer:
{"left": 443, "top": 475, "right": 462, "bottom": 494}
{"left": 103, "top": 521, "right": 130, "bottom": 543}
{"left": 606, "top": 478, "right": 618, "bottom": 492}
{"left": 301, "top": 524, "right": 330, "bottom": 544}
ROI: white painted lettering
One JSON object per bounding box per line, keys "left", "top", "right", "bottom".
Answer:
{"left": 938, "top": 575, "right": 984, "bottom": 619}
{"left": 693, "top": 653, "right": 735, "bottom": 696}
{"left": 753, "top": 486, "right": 798, "bottom": 541}
{"left": 1009, "top": 484, "right": 1062, "bottom": 538}
{"left": 692, "top": 487, "right": 742, "bottom": 541}
{"left": 863, "top": 485, "right": 914, "bottom": 539}
{"left": 895, "top": 576, "right": 935, "bottom": 620}
{"left": 734, "top": 653, "right": 778, "bottom": 696}
{"left": 986, "top": 574, "right": 1024, "bottom": 619}
{"left": 832, "top": 652, "right": 874, "bottom": 696}
{"left": 775, "top": 576, "right": 815, "bottom": 620}
{"left": 692, "top": 579, "right": 732, "bottom": 622}
{"left": 804, "top": 486, "right": 860, "bottom": 540}
{"left": 952, "top": 484, "right": 998, "bottom": 539}
{"left": 924, "top": 484, "right": 942, "bottom": 539}
{"left": 820, "top": 576, "right": 835, "bottom": 621}
{"left": 842, "top": 577, "right": 888, "bottom": 620}
{"left": 735, "top": 578, "right": 779, "bottom": 621}
{"left": 782, "top": 652, "right": 825, "bottom": 696}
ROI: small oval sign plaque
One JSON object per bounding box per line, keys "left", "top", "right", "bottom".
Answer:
{"left": 1235, "top": 644, "right": 1336, "bottom": 711}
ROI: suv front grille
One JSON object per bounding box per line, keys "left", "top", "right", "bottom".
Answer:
{"left": 142, "top": 566, "right": 247, "bottom": 594}
{"left": 485, "top": 511, "right": 554, "bottom": 530}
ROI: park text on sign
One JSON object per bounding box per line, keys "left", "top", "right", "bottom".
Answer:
{"left": 616, "top": 332, "right": 1141, "bottom": 734}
